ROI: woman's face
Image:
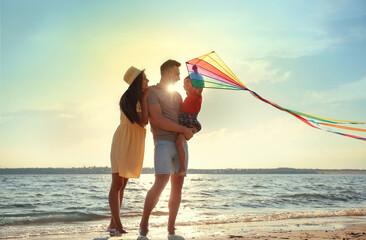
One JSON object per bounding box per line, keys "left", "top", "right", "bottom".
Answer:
{"left": 142, "top": 73, "right": 149, "bottom": 90}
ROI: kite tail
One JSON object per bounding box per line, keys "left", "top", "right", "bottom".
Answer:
{"left": 187, "top": 51, "right": 366, "bottom": 142}
{"left": 247, "top": 89, "right": 366, "bottom": 141}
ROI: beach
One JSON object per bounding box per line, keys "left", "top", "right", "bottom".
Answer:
{"left": 194, "top": 217, "right": 366, "bottom": 240}
{"left": 12, "top": 216, "right": 365, "bottom": 239}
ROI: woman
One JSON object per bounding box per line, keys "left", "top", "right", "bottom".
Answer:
{"left": 108, "top": 66, "right": 151, "bottom": 236}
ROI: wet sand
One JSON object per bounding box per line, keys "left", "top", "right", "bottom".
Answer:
{"left": 197, "top": 224, "right": 366, "bottom": 240}
{"left": 26, "top": 216, "right": 366, "bottom": 240}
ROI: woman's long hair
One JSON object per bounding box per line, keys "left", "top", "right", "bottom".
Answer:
{"left": 119, "top": 72, "right": 144, "bottom": 125}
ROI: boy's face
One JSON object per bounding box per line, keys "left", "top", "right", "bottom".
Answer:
{"left": 183, "top": 77, "right": 194, "bottom": 92}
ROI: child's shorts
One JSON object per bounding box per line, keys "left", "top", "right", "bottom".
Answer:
{"left": 178, "top": 112, "right": 201, "bottom": 132}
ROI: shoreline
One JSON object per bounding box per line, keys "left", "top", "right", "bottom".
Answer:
{"left": 2, "top": 167, "right": 366, "bottom": 175}
{"left": 16, "top": 216, "right": 366, "bottom": 240}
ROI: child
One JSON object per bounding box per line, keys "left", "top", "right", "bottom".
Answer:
{"left": 176, "top": 76, "right": 203, "bottom": 176}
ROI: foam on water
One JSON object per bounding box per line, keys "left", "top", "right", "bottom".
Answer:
{"left": 1, "top": 209, "right": 365, "bottom": 239}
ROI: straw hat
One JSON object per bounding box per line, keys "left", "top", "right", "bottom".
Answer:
{"left": 123, "top": 66, "right": 144, "bottom": 85}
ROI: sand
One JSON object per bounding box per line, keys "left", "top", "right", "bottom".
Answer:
{"left": 25, "top": 216, "right": 366, "bottom": 240}
{"left": 197, "top": 224, "right": 366, "bottom": 240}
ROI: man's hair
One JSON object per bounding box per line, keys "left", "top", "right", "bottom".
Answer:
{"left": 160, "top": 59, "right": 181, "bottom": 75}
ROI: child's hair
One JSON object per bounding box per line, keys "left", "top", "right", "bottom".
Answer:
{"left": 119, "top": 72, "right": 144, "bottom": 124}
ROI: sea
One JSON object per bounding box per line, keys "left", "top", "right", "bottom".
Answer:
{"left": 1, "top": 174, "right": 365, "bottom": 239}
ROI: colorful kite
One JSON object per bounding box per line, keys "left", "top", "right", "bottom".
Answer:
{"left": 186, "top": 51, "right": 366, "bottom": 141}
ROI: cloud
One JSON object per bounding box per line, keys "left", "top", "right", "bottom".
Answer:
{"left": 283, "top": 71, "right": 292, "bottom": 80}
{"left": 304, "top": 76, "right": 366, "bottom": 104}
{"left": 323, "top": 15, "right": 366, "bottom": 42}
{"left": 233, "top": 60, "right": 293, "bottom": 84}
{"left": 59, "top": 113, "right": 75, "bottom": 119}
{"left": 349, "top": 26, "right": 366, "bottom": 40}
{"left": 0, "top": 100, "right": 119, "bottom": 168}
{"left": 188, "top": 116, "right": 366, "bottom": 169}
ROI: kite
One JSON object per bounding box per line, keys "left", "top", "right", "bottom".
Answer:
{"left": 186, "top": 51, "right": 366, "bottom": 141}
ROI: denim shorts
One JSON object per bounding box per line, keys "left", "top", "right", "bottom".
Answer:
{"left": 154, "top": 140, "right": 188, "bottom": 175}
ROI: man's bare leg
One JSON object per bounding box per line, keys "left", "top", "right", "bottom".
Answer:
{"left": 139, "top": 174, "right": 170, "bottom": 236}
{"left": 168, "top": 174, "right": 184, "bottom": 235}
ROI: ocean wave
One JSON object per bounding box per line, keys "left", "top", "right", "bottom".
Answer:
{"left": 1, "top": 209, "right": 365, "bottom": 239}
{"left": 175, "top": 208, "right": 366, "bottom": 226}
{"left": 240, "top": 192, "right": 261, "bottom": 196}
{"left": 0, "top": 211, "right": 107, "bottom": 226}
{"left": 4, "top": 203, "right": 35, "bottom": 208}
{"left": 279, "top": 193, "right": 361, "bottom": 201}
{"left": 190, "top": 178, "right": 204, "bottom": 182}
{"left": 281, "top": 193, "right": 328, "bottom": 199}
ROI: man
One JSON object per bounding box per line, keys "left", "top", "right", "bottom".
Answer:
{"left": 138, "top": 60, "right": 194, "bottom": 240}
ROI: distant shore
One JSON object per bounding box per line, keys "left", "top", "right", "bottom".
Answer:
{"left": 1, "top": 167, "right": 365, "bottom": 174}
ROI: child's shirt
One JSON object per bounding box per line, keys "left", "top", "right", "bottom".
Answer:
{"left": 180, "top": 91, "right": 202, "bottom": 114}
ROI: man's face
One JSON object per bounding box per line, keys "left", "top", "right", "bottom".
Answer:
{"left": 169, "top": 66, "right": 180, "bottom": 84}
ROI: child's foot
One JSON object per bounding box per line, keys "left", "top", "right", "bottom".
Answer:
{"left": 175, "top": 169, "right": 186, "bottom": 176}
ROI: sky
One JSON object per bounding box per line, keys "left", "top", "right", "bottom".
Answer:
{"left": 1, "top": 0, "right": 365, "bottom": 169}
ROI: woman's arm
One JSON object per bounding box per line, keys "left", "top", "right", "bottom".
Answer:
{"left": 138, "top": 87, "right": 152, "bottom": 126}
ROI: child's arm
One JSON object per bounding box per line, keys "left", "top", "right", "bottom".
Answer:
{"left": 195, "top": 87, "right": 203, "bottom": 96}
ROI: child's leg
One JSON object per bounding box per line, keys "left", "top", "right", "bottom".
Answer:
{"left": 175, "top": 133, "right": 186, "bottom": 175}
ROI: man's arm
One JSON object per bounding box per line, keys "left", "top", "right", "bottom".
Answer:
{"left": 149, "top": 103, "right": 194, "bottom": 140}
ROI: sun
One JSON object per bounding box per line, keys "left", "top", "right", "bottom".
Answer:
{"left": 168, "top": 84, "right": 176, "bottom": 92}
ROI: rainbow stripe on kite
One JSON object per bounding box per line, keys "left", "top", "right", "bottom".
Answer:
{"left": 186, "top": 51, "right": 366, "bottom": 141}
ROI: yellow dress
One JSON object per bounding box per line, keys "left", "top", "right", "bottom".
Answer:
{"left": 110, "top": 103, "right": 146, "bottom": 178}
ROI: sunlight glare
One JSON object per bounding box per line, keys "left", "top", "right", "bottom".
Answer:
{"left": 168, "top": 84, "right": 176, "bottom": 92}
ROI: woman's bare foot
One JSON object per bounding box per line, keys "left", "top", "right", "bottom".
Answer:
{"left": 107, "top": 219, "right": 115, "bottom": 231}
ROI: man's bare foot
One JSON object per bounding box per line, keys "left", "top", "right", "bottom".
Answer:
{"left": 168, "top": 226, "right": 176, "bottom": 235}
{"left": 110, "top": 228, "right": 127, "bottom": 237}
{"left": 139, "top": 225, "right": 149, "bottom": 236}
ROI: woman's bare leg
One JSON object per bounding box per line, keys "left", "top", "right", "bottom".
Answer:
{"left": 109, "top": 173, "right": 128, "bottom": 232}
